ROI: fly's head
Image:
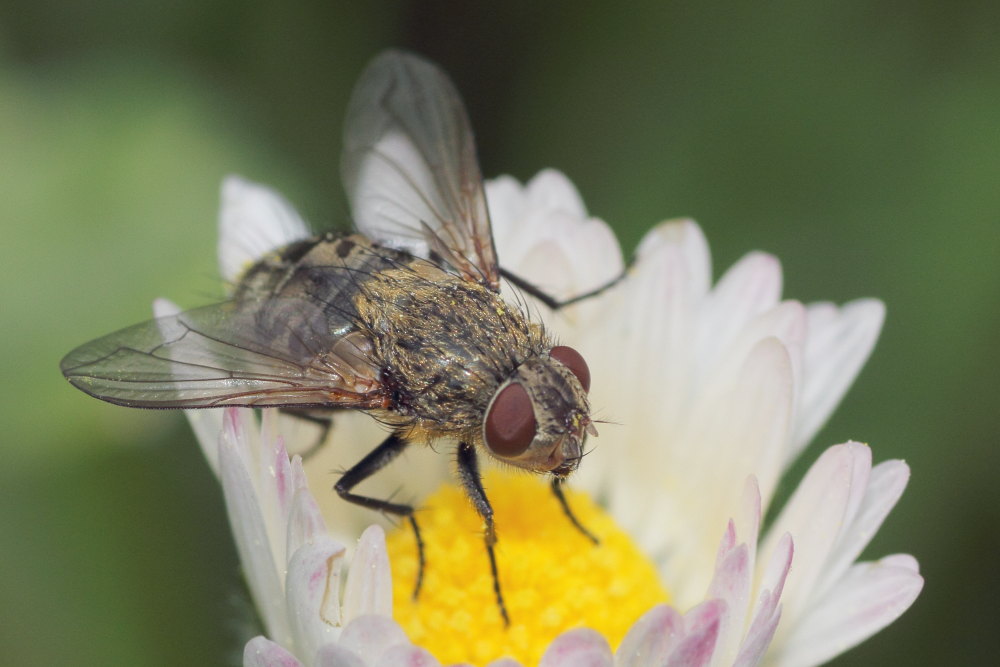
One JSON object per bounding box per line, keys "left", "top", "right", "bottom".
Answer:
{"left": 482, "top": 345, "right": 595, "bottom": 477}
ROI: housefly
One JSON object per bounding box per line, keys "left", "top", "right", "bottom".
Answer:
{"left": 61, "top": 50, "right": 612, "bottom": 624}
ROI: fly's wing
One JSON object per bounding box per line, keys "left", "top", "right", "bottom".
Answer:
{"left": 60, "top": 298, "right": 384, "bottom": 409}
{"left": 341, "top": 50, "right": 501, "bottom": 291}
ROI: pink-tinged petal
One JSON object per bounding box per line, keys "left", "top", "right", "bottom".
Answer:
{"left": 736, "top": 533, "right": 793, "bottom": 665}
{"left": 539, "top": 628, "right": 614, "bottom": 667}
{"left": 257, "top": 410, "right": 295, "bottom": 564}
{"left": 375, "top": 645, "right": 442, "bottom": 667}
{"left": 485, "top": 659, "right": 524, "bottom": 667}
{"left": 261, "top": 410, "right": 296, "bottom": 513}
{"left": 243, "top": 636, "right": 303, "bottom": 667}
{"left": 775, "top": 555, "right": 922, "bottom": 667}
{"left": 339, "top": 615, "right": 410, "bottom": 663}
{"left": 756, "top": 534, "right": 794, "bottom": 622}
{"left": 286, "top": 488, "right": 332, "bottom": 561}
{"left": 791, "top": 299, "right": 885, "bottom": 458}
{"left": 706, "top": 531, "right": 750, "bottom": 661}
{"left": 665, "top": 599, "right": 724, "bottom": 667}
{"left": 732, "top": 600, "right": 782, "bottom": 667}
{"left": 289, "top": 455, "right": 310, "bottom": 494}
{"left": 761, "top": 443, "right": 870, "bottom": 620}
{"left": 343, "top": 525, "right": 393, "bottom": 623}
{"left": 285, "top": 539, "right": 347, "bottom": 659}
{"left": 220, "top": 418, "right": 290, "bottom": 644}
{"left": 313, "top": 643, "right": 366, "bottom": 667}
{"left": 616, "top": 604, "right": 684, "bottom": 666}
{"left": 218, "top": 176, "right": 310, "bottom": 285}
{"left": 814, "top": 459, "right": 911, "bottom": 598}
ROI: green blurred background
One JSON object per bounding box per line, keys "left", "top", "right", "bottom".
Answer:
{"left": 2, "top": 1, "right": 997, "bottom": 664}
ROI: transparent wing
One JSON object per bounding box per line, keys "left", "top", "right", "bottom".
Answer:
{"left": 60, "top": 298, "right": 385, "bottom": 409}
{"left": 341, "top": 50, "right": 500, "bottom": 291}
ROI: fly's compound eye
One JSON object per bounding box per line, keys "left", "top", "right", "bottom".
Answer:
{"left": 484, "top": 382, "right": 537, "bottom": 457}
{"left": 550, "top": 345, "right": 591, "bottom": 393}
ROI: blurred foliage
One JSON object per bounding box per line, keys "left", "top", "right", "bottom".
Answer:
{"left": 1, "top": 1, "right": 997, "bottom": 665}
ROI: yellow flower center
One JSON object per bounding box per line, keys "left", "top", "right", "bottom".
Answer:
{"left": 386, "top": 470, "right": 669, "bottom": 666}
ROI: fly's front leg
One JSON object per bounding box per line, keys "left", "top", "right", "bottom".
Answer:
{"left": 550, "top": 477, "right": 599, "bottom": 544}
{"left": 334, "top": 432, "right": 425, "bottom": 598}
{"left": 500, "top": 263, "right": 631, "bottom": 311}
{"left": 456, "top": 441, "right": 509, "bottom": 626}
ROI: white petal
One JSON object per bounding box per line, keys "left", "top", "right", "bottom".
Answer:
{"left": 338, "top": 615, "right": 411, "bottom": 664}
{"left": 665, "top": 338, "right": 792, "bottom": 603}
{"left": 775, "top": 555, "right": 922, "bottom": 667}
{"left": 218, "top": 176, "right": 310, "bottom": 284}
{"left": 594, "top": 220, "right": 710, "bottom": 515}
{"left": 286, "top": 540, "right": 347, "bottom": 659}
{"left": 220, "top": 411, "right": 290, "bottom": 644}
{"left": 761, "top": 443, "right": 871, "bottom": 623}
{"left": 790, "top": 299, "right": 885, "bottom": 458}
{"left": 693, "top": 334, "right": 795, "bottom": 501}
{"left": 343, "top": 525, "right": 393, "bottom": 623}
{"left": 524, "top": 169, "right": 588, "bottom": 217}
{"left": 484, "top": 174, "right": 526, "bottom": 237}
{"left": 813, "top": 459, "right": 911, "bottom": 598}
{"left": 699, "top": 252, "right": 783, "bottom": 366}
{"left": 244, "top": 636, "right": 303, "bottom": 667}
{"left": 539, "top": 628, "right": 614, "bottom": 667}
{"left": 635, "top": 219, "right": 712, "bottom": 302}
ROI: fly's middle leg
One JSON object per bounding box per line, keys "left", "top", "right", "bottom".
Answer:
{"left": 334, "top": 432, "right": 426, "bottom": 599}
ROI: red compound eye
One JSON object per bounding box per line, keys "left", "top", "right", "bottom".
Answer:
{"left": 550, "top": 345, "right": 591, "bottom": 393}
{"left": 484, "top": 382, "right": 537, "bottom": 457}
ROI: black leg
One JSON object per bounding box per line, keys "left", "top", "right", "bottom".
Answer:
{"left": 278, "top": 408, "right": 333, "bottom": 460}
{"left": 550, "top": 477, "right": 599, "bottom": 545}
{"left": 334, "top": 433, "right": 426, "bottom": 599}
{"left": 456, "top": 441, "right": 509, "bottom": 626}
{"left": 501, "top": 264, "right": 631, "bottom": 311}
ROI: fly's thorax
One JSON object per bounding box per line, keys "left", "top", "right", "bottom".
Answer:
{"left": 482, "top": 346, "right": 592, "bottom": 476}
{"left": 352, "top": 260, "right": 545, "bottom": 435}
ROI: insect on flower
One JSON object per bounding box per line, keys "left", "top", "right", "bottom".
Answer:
{"left": 60, "top": 50, "right": 620, "bottom": 624}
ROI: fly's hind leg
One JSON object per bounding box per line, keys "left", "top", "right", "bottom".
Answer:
{"left": 500, "top": 262, "right": 632, "bottom": 311}
{"left": 456, "top": 441, "right": 510, "bottom": 626}
{"left": 278, "top": 408, "right": 333, "bottom": 460}
{"left": 334, "top": 433, "right": 426, "bottom": 599}
{"left": 550, "top": 477, "right": 599, "bottom": 544}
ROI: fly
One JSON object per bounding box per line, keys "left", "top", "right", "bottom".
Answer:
{"left": 60, "top": 50, "right": 619, "bottom": 624}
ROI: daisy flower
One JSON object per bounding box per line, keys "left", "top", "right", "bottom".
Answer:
{"left": 176, "top": 172, "right": 920, "bottom": 666}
